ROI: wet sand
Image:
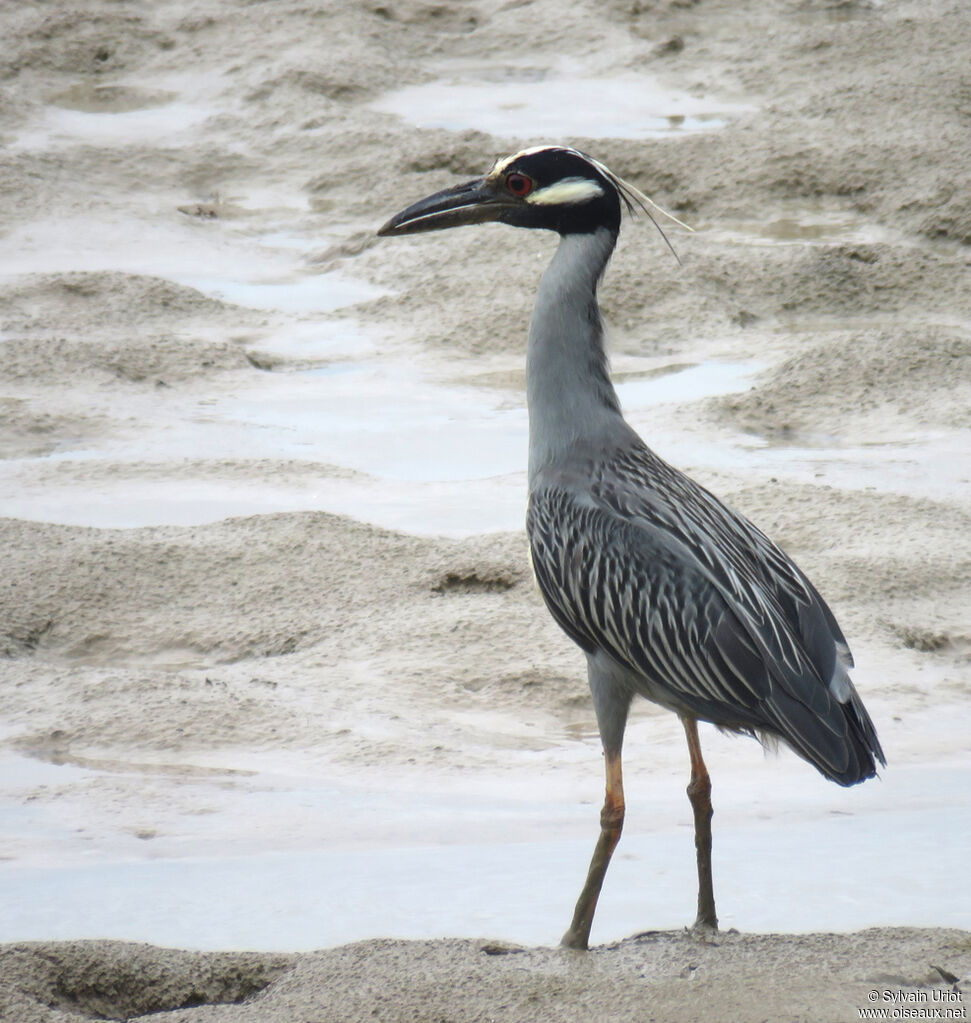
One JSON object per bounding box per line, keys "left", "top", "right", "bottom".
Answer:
{"left": 1, "top": 0, "right": 970, "bottom": 1020}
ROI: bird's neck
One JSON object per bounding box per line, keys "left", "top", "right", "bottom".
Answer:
{"left": 526, "top": 227, "right": 629, "bottom": 484}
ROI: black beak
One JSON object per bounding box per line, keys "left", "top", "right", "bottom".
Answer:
{"left": 377, "top": 177, "right": 514, "bottom": 236}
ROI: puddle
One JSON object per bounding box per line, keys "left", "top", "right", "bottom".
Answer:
{"left": 233, "top": 361, "right": 529, "bottom": 481}
{"left": 14, "top": 72, "right": 234, "bottom": 152}
{"left": 701, "top": 204, "right": 897, "bottom": 248}
{"left": 13, "top": 100, "right": 214, "bottom": 151}
{"left": 12, "top": 347, "right": 963, "bottom": 533}
{"left": 48, "top": 83, "right": 178, "bottom": 114}
{"left": 248, "top": 319, "right": 378, "bottom": 362}
{"left": 0, "top": 746, "right": 967, "bottom": 950}
{"left": 0, "top": 358, "right": 758, "bottom": 533}
{"left": 0, "top": 211, "right": 330, "bottom": 280}
{"left": 0, "top": 206, "right": 381, "bottom": 321}
{"left": 371, "top": 62, "right": 755, "bottom": 139}
{"left": 1, "top": 332, "right": 962, "bottom": 533}
{"left": 1, "top": 755, "right": 95, "bottom": 790}
{"left": 181, "top": 273, "right": 383, "bottom": 314}
{"left": 616, "top": 361, "right": 757, "bottom": 406}
{"left": 746, "top": 430, "right": 971, "bottom": 504}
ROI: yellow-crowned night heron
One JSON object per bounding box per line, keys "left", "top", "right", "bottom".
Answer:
{"left": 378, "top": 145, "right": 885, "bottom": 950}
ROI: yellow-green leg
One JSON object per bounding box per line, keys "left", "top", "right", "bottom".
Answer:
{"left": 561, "top": 749, "right": 625, "bottom": 950}
{"left": 681, "top": 714, "right": 717, "bottom": 930}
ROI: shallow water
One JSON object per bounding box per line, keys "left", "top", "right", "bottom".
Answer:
{"left": 1, "top": 745, "right": 967, "bottom": 950}
{"left": 371, "top": 58, "right": 755, "bottom": 139}
{"left": 4, "top": 71, "right": 958, "bottom": 534}
{"left": 13, "top": 71, "right": 234, "bottom": 152}
{"left": 0, "top": 260, "right": 765, "bottom": 531}
{"left": 707, "top": 205, "right": 900, "bottom": 247}
{"left": 3, "top": 338, "right": 964, "bottom": 532}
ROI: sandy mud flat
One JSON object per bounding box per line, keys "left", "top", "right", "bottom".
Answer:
{"left": 1, "top": 0, "right": 969, "bottom": 1020}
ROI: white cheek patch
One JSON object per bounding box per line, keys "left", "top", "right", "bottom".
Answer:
{"left": 526, "top": 177, "right": 605, "bottom": 206}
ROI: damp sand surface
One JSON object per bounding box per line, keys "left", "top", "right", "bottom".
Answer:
{"left": 1, "top": 0, "right": 970, "bottom": 1020}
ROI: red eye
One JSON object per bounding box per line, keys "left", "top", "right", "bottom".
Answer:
{"left": 506, "top": 172, "right": 533, "bottom": 198}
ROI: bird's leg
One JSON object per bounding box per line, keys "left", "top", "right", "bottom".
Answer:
{"left": 560, "top": 748, "right": 625, "bottom": 950}
{"left": 681, "top": 714, "right": 718, "bottom": 930}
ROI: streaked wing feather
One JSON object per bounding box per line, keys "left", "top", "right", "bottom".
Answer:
{"left": 527, "top": 446, "right": 872, "bottom": 780}
{"left": 598, "top": 447, "right": 852, "bottom": 687}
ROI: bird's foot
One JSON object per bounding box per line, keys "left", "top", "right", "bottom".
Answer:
{"left": 686, "top": 915, "right": 719, "bottom": 940}
{"left": 559, "top": 927, "right": 590, "bottom": 951}
{"left": 692, "top": 899, "right": 718, "bottom": 933}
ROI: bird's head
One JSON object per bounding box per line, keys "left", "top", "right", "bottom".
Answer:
{"left": 377, "top": 145, "right": 689, "bottom": 249}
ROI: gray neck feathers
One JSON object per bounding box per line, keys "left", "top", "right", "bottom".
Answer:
{"left": 526, "top": 228, "right": 629, "bottom": 484}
